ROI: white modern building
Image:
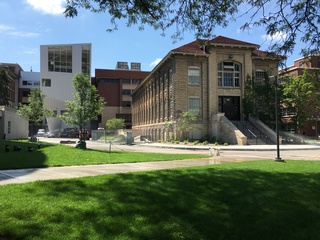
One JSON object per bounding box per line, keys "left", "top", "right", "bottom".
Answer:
{"left": 40, "top": 43, "right": 91, "bottom": 131}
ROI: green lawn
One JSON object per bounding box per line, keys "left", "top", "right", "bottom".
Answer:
{"left": 0, "top": 140, "right": 208, "bottom": 170}
{"left": 1, "top": 160, "right": 320, "bottom": 239}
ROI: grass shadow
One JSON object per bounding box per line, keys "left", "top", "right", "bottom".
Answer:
{"left": 1, "top": 161, "right": 320, "bottom": 239}
{"left": 0, "top": 140, "right": 52, "bottom": 170}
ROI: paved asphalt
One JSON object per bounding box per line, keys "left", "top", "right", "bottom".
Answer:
{"left": 1, "top": 137, "right": 320, "bottom": 185}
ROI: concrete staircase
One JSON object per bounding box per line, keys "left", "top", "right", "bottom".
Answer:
{"left": 231, "top": 120, "right": 274, "bottom": 145}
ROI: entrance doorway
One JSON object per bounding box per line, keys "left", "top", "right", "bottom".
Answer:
{"left": 218, "top": 96, "right": 240, "bottom": 120}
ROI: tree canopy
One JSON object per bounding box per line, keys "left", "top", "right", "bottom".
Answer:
{"left": 106, "top": 118, "right": 125, "bottom": 131}
{"left": 60, "top": 73, "right": 105, "bottom": 144}
{"left": 281, "top": 69, "right": 320, "bottom": 133}
{"left": 17, "top": 88, "right": 53, "bottom": 135}
{"left": 0, "top": 67, "right": 9, "bottom": 106}
{"left": 176, "top": 111, "right": 198, "bottom": 141}
{"left": 64, "top": 0, "right": 320, "bottom": 58}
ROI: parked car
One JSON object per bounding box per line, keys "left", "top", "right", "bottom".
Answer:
{"left": 44, "top": 132, "right": 55, "bottom": 138}
{"left": 37, "top": 129, "right": 45, "bottom": 137}
{"left": 60, "top": 128, "right": 79, "bottom": 138}
{"left": 79, "top": 129, "right": 91, "bottom": 140}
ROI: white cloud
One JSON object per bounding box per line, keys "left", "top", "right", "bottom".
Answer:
{"left": 21, "top": 47, "right": 38, "bottom": 55}
{"left": 0, "top": 24, "right": 39, "bottom": 38}
{"left": 0, "top": 25, "right": 14, "bottom": 31}
{"left": 8, "top": 31, "right": 39, "bottom": 38}
{"left": 150, "top": 58, "right": 162, "bottom": 68}
{"left": 26, "top": 0, "right": 65, "bottom": 15}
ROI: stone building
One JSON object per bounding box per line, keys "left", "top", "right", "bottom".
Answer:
{"left": 132, "top": 36, "right": 280, "bottom": 144}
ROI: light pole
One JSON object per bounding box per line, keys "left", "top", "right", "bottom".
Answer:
{"left": 273, "top": 76, "right": 284, "bottom": 162}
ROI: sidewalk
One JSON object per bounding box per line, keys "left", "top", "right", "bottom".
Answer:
{"left": 1, "top": 157, "right": 236, "bottom": 186}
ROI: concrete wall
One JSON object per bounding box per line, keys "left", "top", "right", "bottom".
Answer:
{"left": 0, "top": 106, "right": 28, "bottom": 140}
{"left": 212, "top": 113, "right": 247, "bottom": 145}
{"left": 249, "top": 116, "right": 280, "bottom": 144}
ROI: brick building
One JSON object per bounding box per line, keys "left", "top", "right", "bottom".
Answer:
{"left": 91, "top": 62, "right": 150, "bottom": 129}
{"left": 132, "top": 36, "right": 280, "bottom": 144}
{"left": 280, "top": 53, "right": 320, "bottom": 138}
{"left": 0, "top": 63, "right": 28, "bottom": 139}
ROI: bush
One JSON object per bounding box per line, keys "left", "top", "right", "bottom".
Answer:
{"left": 203, "top": 141, "right": 208, "bottom": 145}
{"left": 184, "top": 140, "right": 188, "bottom": 145}
{"left": 193, "top": 140, "right": 199, "bottom": 145}
{"left": 214, "top": 142, "right": 219, "bottom": 146}
{"left": 200, "top": 134, "right": 216, "bottom": 143}
{"left": 224, "top": 142, "right": 229, "bottom": 146}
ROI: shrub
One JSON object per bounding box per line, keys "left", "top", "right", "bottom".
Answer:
{"left": 193, "top": 140, "right": 199, "bottom": 145}
{"left": 224, "top": 142, "right": 229, "bottom": 146}
{"left": 203, "top": 141, "right": 208, "bottom": 145}
{"left": 214, "top": 142, "right": 219, "bottom": 146}
{"left": 184, "top": 140, "right": 188, "bottom": 145}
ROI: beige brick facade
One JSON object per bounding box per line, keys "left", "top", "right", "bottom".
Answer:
{"left": 132, "top": 36, "right": 279, "bottom": 143}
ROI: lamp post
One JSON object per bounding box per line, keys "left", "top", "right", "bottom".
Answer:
{"left": 273, "top": 76, "right": 284, "bottom": 162}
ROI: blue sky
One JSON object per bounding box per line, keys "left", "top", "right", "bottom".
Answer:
{"left": 0, "top": 0, "right": 302, "bottom": 75}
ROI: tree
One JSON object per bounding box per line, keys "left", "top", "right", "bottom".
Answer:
{"left": 64, "top": 0, "right": 320, "bottom": 59}
{"left": 281, "top": 69, "right": 320, "bottom": 133}
{"left": 106, "top": 118, "right": 125, "bottom": 132}
{"left": 60, "top": 73, "right": 105, "bottom": 148}
{"left": 17, "top": 88, "right": 53, "bottom": 135}
{"left": 0, "top": 67, "right": 9, "bottom": 106}
{"left": 176, "top": 112, "right": 198, "bottom": 141}
{"left": 243, "top": 73, "right": 276, "bottom": 128}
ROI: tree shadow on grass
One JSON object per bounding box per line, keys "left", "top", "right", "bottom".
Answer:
{"left": 0, "top": 140, "right": 54, "bottom": 170}
{"left": 1, "top": 163, "right": 320, "bottom": 239}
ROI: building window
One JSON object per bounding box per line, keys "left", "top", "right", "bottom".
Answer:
{"left": 132, "top": 79, "right": 140, "bottom": 84}
{"left": 122, "top": 101, "right": 131, "bottom": 107}
{"left": 188, "top": 97, "right": 200, "bottom": 115}
{"left": 116, "top": 114, "right": 132, "bottom": 127}
{"left": 22, "top": 80, "right": 33, "bottom": 86}
{"left": 48, "top": 45, "right": 72, "bottom": 73}
{"left": 82, "top": 44, "right": 91, "bottom": 76}
{"left": 8, "top": 121, "right": 11, "bottom": 134}
{"left": 34, "top": 81, "right": 40, "bottom": 86}
{"left": 122, "top": 89, "right": 131, "bottom": 95}
{"left": 100, "top": 78, "right": 118, "bottom": 83}
{"left": 218, "top": 62, "right": 241, "bottom": 87}
{"left": 60, "top": 110, "right": 67, "bottom": 116}
{"left": 255, "top": 70, "right": 266, "bottom": 85}
{"left": 42, "top": 78, "right": 51, "bottom": 87}
{"left": 123, "top": 79, "right": 131, "bottom": 84}
{"left": 188, "top": 67, "right": 200, "bottom": 85}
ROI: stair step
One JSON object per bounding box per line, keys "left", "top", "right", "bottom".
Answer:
{"left": 232, "top": 120, "right": 274, "bottom": 145}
